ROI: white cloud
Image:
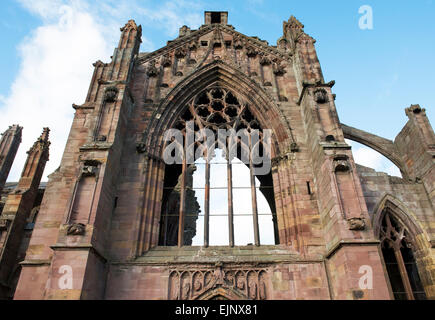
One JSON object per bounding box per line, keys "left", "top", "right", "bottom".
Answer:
{"left": 2, "top": 0, "right": 203, "bottom": 182}
{"left": 134, "top": 0, "right": 203, "bottom": 37}
{"left": 347, "top": 140, "right": 402, "bottom": 177}
{"left": 2, "top": 0, "right": 113, "bottom": 182}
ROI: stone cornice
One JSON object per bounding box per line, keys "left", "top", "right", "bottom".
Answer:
{"left": 79, "top": 142, "right": 112, "bottom": 151}
{"left": 20, "top": 259, "right": 51, "bottom": 266}
{"left": 50, "top": 243, "right": 108, "bottom": 263}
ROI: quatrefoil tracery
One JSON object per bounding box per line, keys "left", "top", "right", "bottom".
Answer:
{"left": 171, "top": 87, "right": 267, "bottom": 157}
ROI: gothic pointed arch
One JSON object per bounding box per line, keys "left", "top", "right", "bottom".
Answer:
{"left": 140, "top": 60, "right": 296, "bottom": 159}
{"left": 372, "top": 194, "right": 426, "bottom": 239}
{"left": 372, "top": 194, "right": 431, "bottom": 300}
{"left": 195, "top": 286, "right": 247, "bottom": 300}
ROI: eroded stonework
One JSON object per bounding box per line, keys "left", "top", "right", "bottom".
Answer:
{"left": 0, "top": 11, "right": 432, "bottom": 300}
{"left": 168, "top": 265, "right": 268, "bottom": 300}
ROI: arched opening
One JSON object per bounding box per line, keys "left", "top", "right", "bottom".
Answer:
{"left": 346, "top": 140, "right": 402, "bottom": 177}
{"left": 158, "top": 87, "right": 278, "bottom": 247}
{"left": 379, "top": 209, "right": 427, "bottom": 300}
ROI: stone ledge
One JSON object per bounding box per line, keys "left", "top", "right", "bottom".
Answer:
{"left": 325, "top": 239, "right": 381, "bottom": 259}
{"left": 50, "top": 243, "right": 108, "bottom": 263}
{"left": 79, "top": 143, "right": 112, "bottom": 151}
{"left": 320, "top": 142, "right": 351, "bottom": 150}
{"left": 19, "top": 259, "right": 51, "bottom": 266}
{"left": 114, "top": 245, "right": 325, "bottom": 265}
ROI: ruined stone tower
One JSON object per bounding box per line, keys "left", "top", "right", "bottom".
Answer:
{"left": 0, "top": 128, "right": 50, "bottom": 298}
{"left": 10, "top": 12, "right": 435, "bottom": 300}
{"left": 0, "top": 125, "right": 22, "bottom": 195}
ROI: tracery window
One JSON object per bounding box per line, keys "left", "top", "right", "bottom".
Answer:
{"left": 380, "top": 210, "right": 426, "bottom": 300}
{"left": 158, "top": 87, "right": 278, "bottom": 247}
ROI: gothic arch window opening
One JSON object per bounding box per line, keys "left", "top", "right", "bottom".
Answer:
{"left": 158, "top": 87, "right": 278, "bottom": 247}
{"left": 380, "top": 209, "right": 426, "bottom": 300}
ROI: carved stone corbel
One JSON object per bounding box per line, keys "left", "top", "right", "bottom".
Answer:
{"left": 246, "top": 46, "right": 257, "bottom": 57}
{"left": 66, "top": 223, "right": 86, "bottom": 235}
{"left": 146, "top": 60, "right": 159, "bottom": 77}
{"left": 104, "top": 86, "right": 118, "bottom": 103}
{"left": 333, "top": 155, "right": 351, "bottom": 172}
{"left": 233, "top": 37, "right": 243, "bottom": 49}
{"left": 136, "top": 142, "right": 147, "bottom": 153}
{"left": 175, "top": 46, "right": 187, "bottom": 59}
{"left": 314, "top": 88, "right": 328, "bottom": 104}
{"left": 259, "top": 53, "right": 272, "bottom": 65}
{"left": 80, "top": 160, "right": 100, "bottom": 178}
{"left": 161, "top": 54, "right": 172, "bottom": 67}
{"left": 272, "top": 59, "right": 286, "bottom": 75}
{"left": 347, "top": 217, "right": 366, "bottom": 231}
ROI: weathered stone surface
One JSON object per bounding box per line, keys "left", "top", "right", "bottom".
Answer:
{"left": 2, "top": 11, "right": 433, "bottom": 300}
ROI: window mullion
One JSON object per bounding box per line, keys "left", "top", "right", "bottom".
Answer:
{"left": 394, "top": 247, "right": 415, "bottom": 300}
{"left": 249, "top": 134, "right": 260, "bottom": 246}
{"left": 177, "top": 156, "right": 187, "bottom": 247}
{"left": 204, "top": 159, "right": 210, "bottom": 247}
{"left": 227, "top": 156, "right": 234, "bottom": 247}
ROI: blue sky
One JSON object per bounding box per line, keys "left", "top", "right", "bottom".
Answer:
{"left": 1, "top": 0, "right": 434, "bottom": 181}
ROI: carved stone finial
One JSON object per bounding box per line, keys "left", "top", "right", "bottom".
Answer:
{"left": 405, "top": 104, "right": 425, "bottom": 117}
{"left": 288, "top": 15, "right": 304, "bottom": 29}
{"left": 120, "top": 19, "right": 139, "bottom": 32}
{"left": 66, "top": 223, "right": 86, "bottom": 235}
{"left": 347, "top": 217, "right": 366, "bottom": 231}
{"left": 179, "top": 25, "right": 191, "bottom": 37}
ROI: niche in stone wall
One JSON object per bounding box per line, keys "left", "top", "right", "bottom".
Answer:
{"left": 69, "top": 160, "right": 100, "bottom": 224}
{"left": 333, "top": 155, "right": 361, "bottom": 220}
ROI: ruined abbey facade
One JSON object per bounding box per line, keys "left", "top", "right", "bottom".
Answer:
{"left": 0, "top": 12, "right": 434, "bottom": 300}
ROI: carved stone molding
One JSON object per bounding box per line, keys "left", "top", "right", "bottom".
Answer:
{"left": 168, "top": 266, "right": 268, "bottom": 300}
{"left": 347, "top": 217, "right": 366, "bottom": 231}
{"left": 66, "top": 223, "right": 86, "bottom": 235}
